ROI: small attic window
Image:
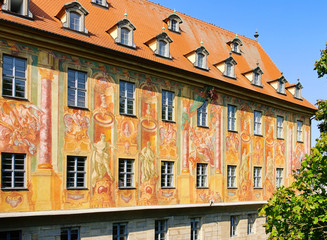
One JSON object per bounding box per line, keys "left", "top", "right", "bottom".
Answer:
{"left": 252, "top": 67, "right": 263, "bottom": 87}
{"left": 116, "top": 17, "right": 136, "bottom": 48}
{"left": 167, "top": 12, "right": 183, "bottom": 33}
{"left": 2, "top": 0, "right": 33, "bottom": 18}
{"left": 154, "top": 32, "right": 172, "bottom": 59}
{"left": 230, "top": 35, "right": 243, "bottom": 54}
{"left": 91, "top": 0, "right": 108, "bottom": 8}
{"left": 277, "top": 77, "right": 287, "bottom": 94}
{"left": 288, "top": 80, "right": 303, "bottom": 100}
{"left": 194, "top": 45, "right": 209, "bottom": 70}
{"left": 295, "top": 87, "right": 302, "bottom": 99}
{"left": 224, "top": 56, "right": 237, "bottom": 78}
{"left": 57, "top": 1, "right": 89, "bottom": 34}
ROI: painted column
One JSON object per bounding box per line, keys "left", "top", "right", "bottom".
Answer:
{"left": 182, "top": 101, "right": 190, "bottom": 172}
{"left": 38, "top": 68, "right": 53, "bottom": 169}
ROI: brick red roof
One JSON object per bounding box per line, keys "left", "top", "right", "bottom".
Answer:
{"left": 0, "top": 0, "right": 316, "bottom": 110}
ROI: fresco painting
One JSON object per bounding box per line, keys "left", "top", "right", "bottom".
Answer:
{"left": 0, "top": 42, "right": 311, "bottom": 213}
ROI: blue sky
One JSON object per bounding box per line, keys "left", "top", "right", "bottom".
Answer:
{"left": 155, "top": 0, "right": 327, "bottom": 145}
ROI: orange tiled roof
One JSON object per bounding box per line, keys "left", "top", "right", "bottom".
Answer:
{"left": 0, "top": 0, "right": 316, "bottom": 110}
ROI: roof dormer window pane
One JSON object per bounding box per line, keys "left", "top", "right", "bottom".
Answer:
{"left": 121, "top": 28, "right": 130, "bottom": 45}
{"left": 171, "top": 19, "right": 177, "bottom": 32}
{"left": 226, "top": 62, "right": 232, "bottom": 76}
{"left": 159, "top": 40, "right": 167, "bottom": 56}
{"left": 233, "top": 43, "right": 239, "bottom": 53}
{"left": 197, "top": 53, "right": 204, "bottom": 68}
{"left": 11, "top": 0, "right": 24, "bottom": 14}
{"left": 70, "top": 12, "right": 81, "bottom": 31}
{"left": 95, "top": 0, "right": 102, "bottom": 4}
{"left": 278, "top": 81, "right": 285, "bottom": 94}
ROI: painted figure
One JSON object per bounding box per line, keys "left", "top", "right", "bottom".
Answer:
{"left": 91, "top": 134, "right": 114, "bottom": 187}
{"left": 140, "top": 141, "right": 156, "bottom": 183}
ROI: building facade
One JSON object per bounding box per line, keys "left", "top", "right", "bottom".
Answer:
{"left": 0, "top": 0, "right": 315, "bottom": 239}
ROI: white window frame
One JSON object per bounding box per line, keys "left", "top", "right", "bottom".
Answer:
{"left": 161, "top": 161, "right": 174, "bottom": 188}
{"left": 155, "top": 219, "right": 167, "bottom": 240}
{"left": 2, "top": 55, "right": 27, "bottom": 99}
{"left": 253, "top": 167, "right": 262, "bottom": 188}
{"left": 113, "top": 223, "right": 128, "bottom": 240}
{"left": 162, "top": 90, "right": 174, "bottom": 121}
{"left": 227, "top": 105, "right": 237, "bottom": 131}
{"left": 66, "top": 156, "right": 86, "bottom": 189}
{"left": 119, "top": 80, "right": 135, "bottom": 116}
{"left": 70, "top": 12, "right": 81, "bottom": 31}
{"left": 297, "top": 120, "right": 303, "bottom": 142}
{"left": 61, "top": 227, "right": 80, "bottom": 240}
{"left": 230, "top": 215, "right": 239, "bottom": 237}
{"left": 196, "top": 163, "right": 207, "bottom": 188}
{"left": 191, "top": 218, "right": 201, "bottom": 240}
{"left": 1, "top": 153, "right": 26, "bottom": 190}
{"left": 197, "top": 101, "right": 208, "bottom": 127}
{"left": 276, "top": 168, "right": 283, "bottom": 188}
{"left": 227, "top": 165, "right": 236, "bottom": 188}
{"left": 247, "top": 214, "right": 255, "bottom": 235}
{"left": 115, "top": 19, "right": 136, "bottom": 48}
{"left": 254, "top": 111, "right": 262, "bottom": 135}
{"left": 119, "top": 159, "right": 134, "bottom": 188}
{"left": 277, "top": 116, "right": 284, "bottom": 139}
{"left": 67, "top": 69, "right": 87, "bottom": 108}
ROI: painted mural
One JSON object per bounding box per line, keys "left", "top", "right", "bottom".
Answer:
{"left": 0, "top": 40, "right": 312, "bottom": 213}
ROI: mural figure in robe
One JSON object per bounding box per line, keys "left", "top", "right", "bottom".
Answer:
{"left": 140, "top": 141, "right": 157, "bottom": 183}
{"left": 91, "top": 134, "right": 114, "bottom": 187}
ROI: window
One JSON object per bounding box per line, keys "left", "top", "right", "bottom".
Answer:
{"left": 295, "top": 87, "right": 301, "bottom": 99}
{"left": 297, "top": 120, "right": 303, "bottom": 142}
{"left": 197, "top": 101, "right": 208, "bottom": 127}
{"left": 66, "top": 156, "right": 86, "bottom": 189}
{"left": 119, "top": 159, "right": 134, "bottom": 188}
{"left": 227, "top": 165, "right": 236, "bottom": 188}
{"left": 1, "top": 153, "right": 26, "bottom": 190}
{"left": 1, "top": 0, "right": 33, "bottom": 17}
{"left": 162, "top": 90, "right": 174, "bottom": 121}
{"left": 119, "top": 81, "right": 135, "bottom": 115}
{"left": 0, "top": 231, "right": 22, "bottom": 240}
{"left": 171, "top": 19, "right": 178, "bottom": 32}
{"left": 190, "top": 218, "right": 201, "bottom": 240}
{"left": 233, "top": 42, "right": 239, "bottom": 53}
{"left": 277, "top": 79, "right": 286, "bottom": 94}
{"left": 197, "top": 53, "right": 204, "bottom": 68}
{"left": 61, "top": 227, "right": 80, "bottom": 240}
{"left": 70, "top": 12, "right": 81, "bottom": 31}
{"left": 277, "top": 116, "right": 284, "bottom": 139}
{"left": 253, "top": 72, "right": 261, "bottom": 86}
{"left": 91, "top": 0, "right": 108, "bottom": 7}
{"left": 276, "top": 168, "right": 283, "bottom": 188}
{"left": 113, "top": 223, "right": 128, "bottom": 240}
{"left": 247, "top": 214, "right": 255, "bottom": 235}
{"left": 253, "top": 167, "right": 262, "bottom": 188}
{"left": 196, "top": 163, "right": 207, "bottom": 188}
{"left": 155, "top": 220, "right": 167, "bottom": 240}
{"left": 226, "top": 62, "right": 233, "bottom": 77}
{"left": 2, "top": 55, "right": 27, "bottom": 99}
{"left": 254, "top": 111, "right": 262, "bottom": 135}
{"left": 224, "top": 57, "right": 237, "bottom": 78}
{"left": 227, "top": 105, "right": 237, "bottom": 131}
{"left": 230, "top": 216, "right": 239, "bottom": 237}
{"left": 161, "top": 161, "right": 174, "bottom": 188}
{"left": 158, "top": 40, "right": 167, "bottom": 57}
{"left": 68, "top": 69, "right": 87, "bottom": 108}
{"left": 120, "top": 28, "right": 130, "bottom": 46}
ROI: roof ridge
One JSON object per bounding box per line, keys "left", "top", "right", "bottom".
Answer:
{"left": 143, "top": 0, "right": 259, "bottom": 45}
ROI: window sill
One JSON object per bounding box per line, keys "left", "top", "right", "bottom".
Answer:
{"left": 297, "top": 141, "right": 304, "bottom": 143}
{"left": 228, "top": 130, "right": 238, "bottom": 133}
{"left": 168, "top": 29, "right": 181, "bottom": 34}
{"left": 162, "top": 119, "right": 176, "bottom": 124}
{"left": 68, "top": 105, "right": 90, "bottom": 111}
{"left": 116, "top": 42, "right": 136, "bottom": 50}
{"left": 2, "top": 95, "right": 29, "bottom": 102}
{"left": 1, "top": 188, "right": 28, "bottom": 191}
{"left": 197, "top": 125, "right": 209, "bottom": 129}
{"left": 223, "top": 74, "right": 237, "bottom": 80}
{"left": 254, "top": 134, "right": 263, "bottom": 137}
{"left": 118, "top": 187, "right": 136, "bottom": 190}
{"left": 194, "top": 65, "right": 209, "bottom": 71}
{"left": 231, "top": 50, "right": 241, "bottom": 55}
{"left": 66, "top": 187, "right": 88, "bottom": 190}
{"left": 91, "top": 1, "right": 109, "bottom": 9}
{"left": 277, "top": 137, "right": 284, "bottom": 140}
{"left": 251, "top": 83, "right": 263, "bottom": 88}
{"left": 1, "top": 10, "right": 33, "bottom": 20}
{"left": 196, "top": 187, "right": 209, "bottom": 189}
{"left": 227, "top": 187, "right": 238, "bottom": 189}
{"left": 62, "top": 27, "right": 89, "bottom": 36}
{"left": 120, "top": 113, "right": 137, "bottom": 118}
{"left": 154, "top": 53, "right": 172, "bottom": 60}
{"left": 253, "top": 187, "right": 263, "bottom": 189}
{"left": 161, "top": 187, "right": 175, "bottom": 189}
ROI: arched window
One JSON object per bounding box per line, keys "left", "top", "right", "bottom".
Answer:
{"left": 70, "top": 12, "right": 81, "bottom": 31}
{"left": 171, "top": 19, "right": 177, "bottom": 32}
{"left": 120, "top": 28, "right": 130, "bottom": 46}
{"left": 159, "top": 40, "right": 167, "bottom": 57}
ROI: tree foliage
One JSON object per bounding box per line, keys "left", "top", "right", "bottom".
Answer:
{"left": 260, "top": 46, "right": 327, "bottom": 239}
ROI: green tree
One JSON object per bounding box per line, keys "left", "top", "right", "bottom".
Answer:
{"left": 260, "top": 48, "right": 327, "bottom": 239}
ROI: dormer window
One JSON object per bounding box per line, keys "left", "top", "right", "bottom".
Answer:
{"left": 295, "top": 86, "right": 302, "bottom": 99}
{"left": 197, "top": 53, "right": 204, "bottom": 68}
{"left": 267, "top": 74, "right": 288, "bottom": 94}
{"left": 107, "top": 15, "right": 136, "bottom": 48}
{"left": 91, "top": 0, "right": 108, "bottom": 8}
{"left": 229, "top": 35, "right": 243, "bottom": 54}
{"left": 1, "top": 0, "right": 33, "bottom": 18}
{"left": 194, "top": 45, "right": 209, "bottom": 70}
{"left": 223, "top": 56, "right": 237, "bottom": 78}
{"left": 56, "top": 1, "right": 89, "bottom": 34}
{"left": 158, "top": 40, "right": 167, "bottom": 56}
{"left": 252, "top": 67, "right": 263, "bottom": 86}
{"left": 166, "top": 12, "right": 183, "bottom": 33}
{"left": 286, "top": 80, "right": 303, "bottom": 100}
{"left": 277, "top": 79, "right": 286, "bottom": 94}
{"left": 153, "top": 32, "right": 172, "bottom": 58}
